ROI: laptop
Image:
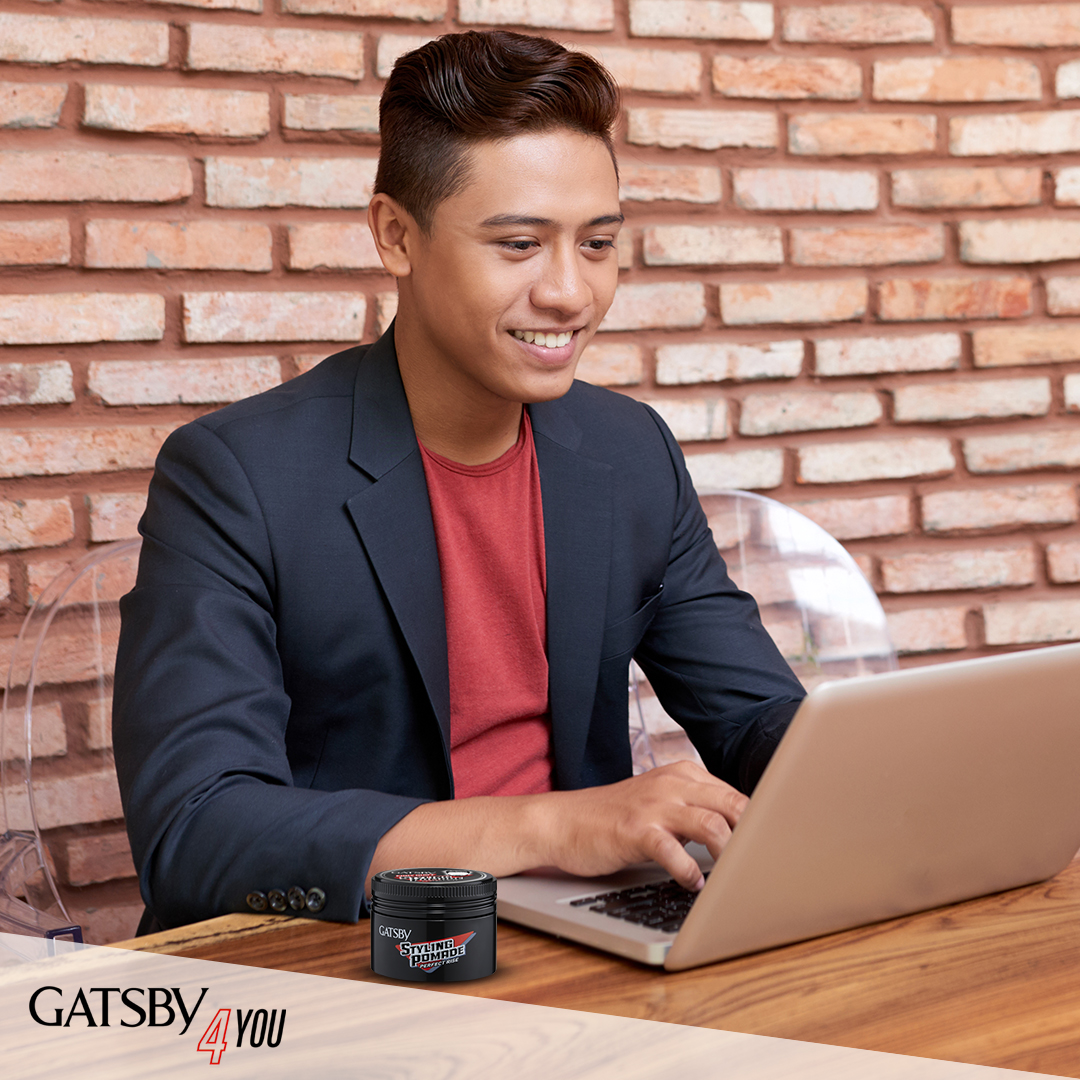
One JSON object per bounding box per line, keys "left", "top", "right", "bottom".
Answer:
{"left": 497, "top": 641, "right": 1080, "bottom": 971}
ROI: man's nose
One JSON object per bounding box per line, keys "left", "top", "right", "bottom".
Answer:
{"left": 531, "top": 243, "right": 592, "bottom": 315}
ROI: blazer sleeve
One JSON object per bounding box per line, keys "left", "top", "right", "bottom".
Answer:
{"left": 113, "top": 420, "right": 429, "bottom": 929}
{"left": 632, "top": 407, "right": 807, "bottom": 794}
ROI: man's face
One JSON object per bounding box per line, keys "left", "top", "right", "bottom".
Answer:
{"left": 396, "top": 128, "right": 622, "bottom": 408}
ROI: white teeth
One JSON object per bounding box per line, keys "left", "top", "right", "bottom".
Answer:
{"left": 513, "top": 330, "right": 573, "bottom": 349}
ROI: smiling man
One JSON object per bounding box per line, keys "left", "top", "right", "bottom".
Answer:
{"left": 113, "top": 31, "right": 805, "bottom": 932}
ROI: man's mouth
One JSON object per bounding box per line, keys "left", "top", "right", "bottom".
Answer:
{"left": 511, "top": 329, "right": 574, "bottom": 349}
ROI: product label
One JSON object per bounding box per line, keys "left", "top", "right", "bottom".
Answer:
{"left": 396, "top": 931, "right": 476, "bottom": 972}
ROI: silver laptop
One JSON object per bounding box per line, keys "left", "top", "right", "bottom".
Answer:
{"left": 498, "top": 642, "right": 1080, "bottom": 971}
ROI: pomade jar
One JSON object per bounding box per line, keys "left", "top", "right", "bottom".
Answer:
{"left": 370, "top": 868, "right": 497, "bottom": 982}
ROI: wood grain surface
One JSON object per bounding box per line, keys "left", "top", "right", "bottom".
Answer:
{"left": 112, "top": 856, "right": 1080, "bottom": 1077}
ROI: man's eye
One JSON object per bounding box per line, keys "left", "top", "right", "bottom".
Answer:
{"left": 502, "top": 240, "right": 536, "bottom": 252}
{"left": 583, "top": 239, "right": 615, "bottom": 252}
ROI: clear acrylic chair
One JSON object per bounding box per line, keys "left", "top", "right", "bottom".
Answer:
{"left": 630, "top": 491, "right": 897, "bottom": 772}
{"left": 0, "top": 538, "right": 140, "bottom": 946}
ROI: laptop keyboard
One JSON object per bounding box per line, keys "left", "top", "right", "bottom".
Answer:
{"left": 569, "top": 876, "right": 704, "bottom": 935}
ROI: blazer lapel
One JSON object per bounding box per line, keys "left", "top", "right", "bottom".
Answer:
{"left": 530, "top": 398, "right": 614, "bottom": 790}
{"left": 344, "top": 330, "right": 452, "bottom": 770}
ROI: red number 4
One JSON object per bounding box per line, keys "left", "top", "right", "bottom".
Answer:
{"left": 197, "top": 1008, "right": 231, "bottom": 1065}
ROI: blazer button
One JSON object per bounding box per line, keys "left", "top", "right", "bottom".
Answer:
{"left": 246, "top": 891, "right": 268, "bottom": 913}
{"left": 305, "top": 887, "right": 326, "bottom": 913}
{"left": 267, "top": 889, "right": 287, "bottom": 913}
{"left": 287, "top": 886, "right": 306, "bottom": 911}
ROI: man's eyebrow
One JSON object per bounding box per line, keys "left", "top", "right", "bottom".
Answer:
{"left": 479, "top": 213, "right": 625, "bottom": 229}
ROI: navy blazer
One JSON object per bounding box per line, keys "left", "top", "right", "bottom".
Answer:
{"left": 113, "top": 329, "right": 805, "bottom": 929}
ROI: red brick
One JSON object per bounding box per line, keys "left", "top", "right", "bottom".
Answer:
{"left": 643, "top": 224, "right": 782, "bottom": 267}
{"left": 580, "top": 46, "right": 702, "bottom": 95}
{"left": 923, "top": 483, "right": 1077, "bottom": 533}
{"left": 627, "top": 108, "right": 777, "bottom": 150}
{"left": 882, "top": 546, "right": 1035, "bottom": 593}
{"left": 964, "top": 431, "right": 1080, "bottom": 473}
{"left": 0, "top": 13, "right": 167, "bottom": 66}
{"left": 87, "top": 492, "right": 147, "bottom": 542}
{"left": 294, "top": 354, "right": 325, "bottom": 376}
{"left": 656, "top": 340, "right": 803, "bottom": 384}
{"left": 894, "top": 377, "right": 1049, "bottom": 423}
{"left": 284, "top": 0, "right": 444, "bottom": 17}
{"left": 740, "top": 390, "right": 881, "bottom": 435}
{"left": 204, "top": 156, "right": 377, "bottom": 209}
{"left": 376, "top": 291, "right": 398, "bottom": 336}
{"left": 0, "top": 497, "right": 74, "bottom": 551}
{"left": 873, "top": 58, "right": 1040, "bottom": 102}
{"left": 642, "top": 397, "right": 728, "bottom": 441}
{"left": 56, "top": 829, "right": 135, "bottom": 888}
{"left": 0, "top": 81, "right": 65, "bottom": 128}
{"left": 600, "top": 283, "right": 706, "bottom": 331}
{"left": 951, "top": 111, "right": 1080, "bottom": 156}
{"left": 87, "top": 697, "right": 112, "bottom": 751}
{"left": 630, "top": 0, "right": 772, "bottom": 39}
{"left": 790, "top": 113, "right": 936, "bottom": 156}
{"left": 0, "top": 361, "right": 73, "bottom": 405}
{"left": 1047, "top": 540, "right": 1080, "bottom": 583}
{"left": 0, "top": 565, "right": 8, "bottom": 604}
{"left": 183, "top": 292, "right": 365, "bottom": 343}
{"left": 1067, "top": 373, "right": 1080, "bottom": 410}
{"left": 618, "top": 230, "right": 633, "bottom": 270}
{"left": 783, "top": 4, "right": 934, "bottom": 44}
{"left": 27, "top": 550, "right": 138, "bottom": 605}
{"left": 29, "top": 768, "right": 123, "bottom": 830}
{"left": 287, "top": 223, "right": 381, "bottom": 271}
{"left": 460, "top": 0, "right": 614, "bottom": 30}
{"left": 712, "top": 55, "right": 860, "bottom": 100}
{"left": 972, "top": 325, "right": 1080, "bottom": 367}
{"left": 952, "top": 4, "right": 1080, "bottom": 46}
{"left": 89, "top": 356, "right": 280, "bottom": 406}
{"left": 376, "top": 35, "right": 438, "bottom": 78}
{"left": 283, "top": 93, "right": 379, "bottom": 133}
{"left": 878, "top": 275, "right": 1032, "bottom": 321}
{"left": 792, "top": 224, "right": 943, "bottom": 267}
{"left": 886, "top": 607, "right": 968, "bottom": 655}
{"left": 733, "top": 168, "right": 878, "bottom": 211}
{"left": 721, "top": 280, "right": 867, "bottom": 326}
{"left": 187, "top": 23, "right": 363, "bottom": 80}
{"left": 71, "top": 900, "right": 145, "bottom": 947}
{"left": 1045, "top": 276, "right": 1080, "bottom": 315}
{"left": 0, "top": 151, "right": 192, "bottom": 203}
{"left": 0, "top": 293, "right": 164, "bottom": 346}
{"left": 0, "top": 220, "right": 70, "bottom": 267}
{"left": 112, "top": 0, "right": 262, "bottom": 7}
{"left": 983, "top": 599, "right": 1080, "bottom": 646}
{"left": 960, "top": 219, "right": 1080, "bottom": 264}
{"left": 815, "top": 332, "right": 960, "bottom": 375}
{"left": 85, "top": 220, "right": 271, "bottom": 273}
{"left": 575, "top": 343, "right": 643, "bottom": 387}
{"left": 1057, "top": 60, "right": 1080, "bottom": 98}
{"left": 891, "top": 167, "right": 1042, "bottom": 209}
{"left": 83, "top": 84, "right": 268, "bottom": 138}
{"left": 790, "top": 494, "right": 912, "bottom": 540}
{"left": 1, "top": 702, "right": 66, "bottom": 762}
{"left": 798, "top": 437, "right": 955, "bottom": 483}
{"left": 685, "top": 448, "right": 784, "bottom": 492}
{"left": 619, "top": 164, "right": 721, "bottom": 204}
{"left": 0, "top": 425, "right": 175, "bottom": 479}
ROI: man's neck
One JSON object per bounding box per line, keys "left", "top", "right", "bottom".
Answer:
{"left": 394, "top": 323, "right": 524, "bottom": 466}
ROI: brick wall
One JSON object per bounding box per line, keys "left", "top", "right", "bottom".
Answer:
{"left": 2, "top": 0, "right": 1079, "bottom": 940}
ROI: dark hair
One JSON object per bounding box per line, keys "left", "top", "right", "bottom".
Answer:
{"left": 375, "top": 30, "right": 620, "bottom": 233}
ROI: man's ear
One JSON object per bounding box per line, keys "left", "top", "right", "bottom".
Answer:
{"left": 367, "top": 194, "right": 417, "bottom": 278}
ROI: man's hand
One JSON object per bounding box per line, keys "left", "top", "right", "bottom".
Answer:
{"left": 367, "top": 762, "right": 747, "bottom": 894}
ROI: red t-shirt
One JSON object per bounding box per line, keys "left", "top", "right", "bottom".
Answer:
{"left": 418, "top": 412, "right": 553, "bottom": 798}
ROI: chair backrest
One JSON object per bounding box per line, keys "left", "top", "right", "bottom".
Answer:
{"left": 631, "top": 491, "right": 897, "bottom": 772}
{"left": 0, "top": 538, "right": 140, "bottom": 942}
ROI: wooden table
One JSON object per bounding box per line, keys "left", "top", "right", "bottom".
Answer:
{"left": 113, "top": 855, "right": 1080, "bottom": 1077}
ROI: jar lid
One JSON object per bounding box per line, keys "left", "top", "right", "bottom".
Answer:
{"left": 371, "top": 867, "right": 496, "bottom": 902}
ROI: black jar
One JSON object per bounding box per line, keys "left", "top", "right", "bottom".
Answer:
{"left": 370, "top": 868, "right": 497, "bottom": 982}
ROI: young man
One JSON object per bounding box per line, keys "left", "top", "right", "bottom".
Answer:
{"left": 114, "top": 31, "right": 805, "bottom": 932}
